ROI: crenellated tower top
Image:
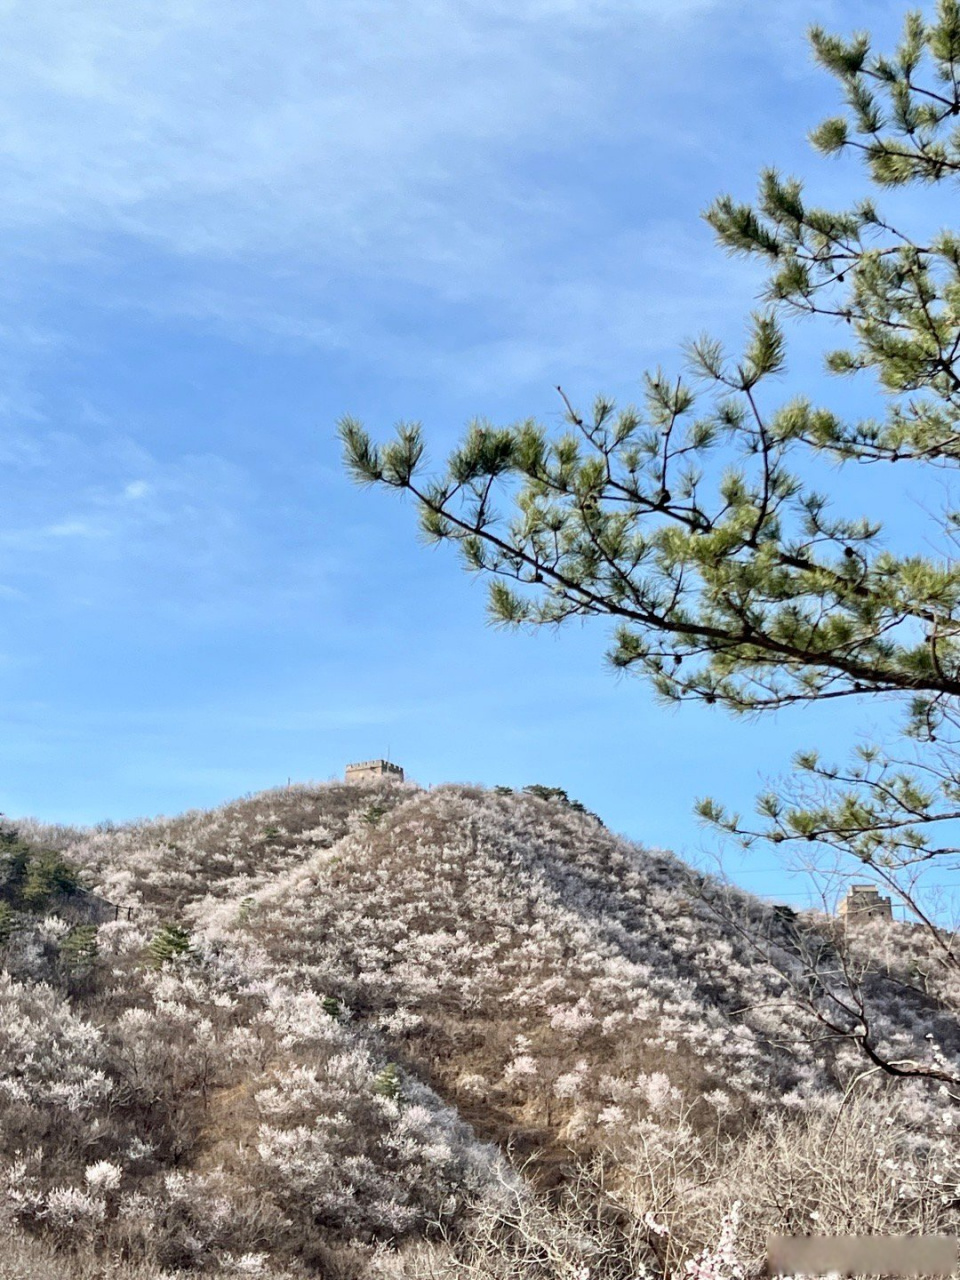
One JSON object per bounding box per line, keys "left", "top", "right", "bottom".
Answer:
{"left": 345, "top": 759, "right": 404, "bottom": 783}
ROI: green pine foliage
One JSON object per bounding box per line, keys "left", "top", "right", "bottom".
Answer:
{"left": 0, "top": 829, "right": 81, "bottom": 912}
{"left": 340, "top": 2, "right": 960, "bottom": 1090}
{"left": 522, "top": 784, "right": 605, "bottom": 826}
{"left": 59, "top": 924, "right": 99, "bottom": 974}
{"left": 371, "top": 1062, "right": 402, "bottom": 1100}
{"left": 21, "top": 848, "right": 80, "bottom": 905}
{"left": 146, "top": 923, "right": 193, "bottom": 968}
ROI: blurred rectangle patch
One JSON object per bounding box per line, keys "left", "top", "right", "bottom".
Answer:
{"left": 767, "top": 1235, "right": 957, "bottom": 1277}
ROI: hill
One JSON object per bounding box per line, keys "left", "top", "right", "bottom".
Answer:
{"left": 1, "top": 780, "right": 958, "bottom": 1279}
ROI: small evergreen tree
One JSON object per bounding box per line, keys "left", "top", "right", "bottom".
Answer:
{"left": 60, "top": 924, "right": 99, "bottom": 975}
{"left": 21, "top": 848, "right": 79, "bottom": 905}
{"left": 523, "top": 784, "right": 604, "bottom": 825}
{"left": 147, "top": 924, "right": 193, "bottom": 968}
{"left": 0, "top": 830, "right": 81, "bottom": 911}
{"left": 372, "top": 1062, "right": 402, "bottom": 1100}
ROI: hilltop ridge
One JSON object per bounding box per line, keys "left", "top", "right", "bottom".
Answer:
{"left": 1, "top": 779, "right": 957, "bottom": 1279}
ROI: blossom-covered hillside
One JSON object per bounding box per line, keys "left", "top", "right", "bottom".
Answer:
{"left": 2, "top": 780, "right": 958, "bottom": 1280}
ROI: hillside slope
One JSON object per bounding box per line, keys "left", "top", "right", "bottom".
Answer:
{"left": 2, "top": 780, "right": 958, "bottom": 1279}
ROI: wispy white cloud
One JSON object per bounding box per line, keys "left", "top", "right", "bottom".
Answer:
{"left": 44, "top": 519, "right": 108, "bottom": 539}
{"left": 0, "top": 0, "right": 911, "bottom": 395}
{"left": 0, "top": 426, "right": 242, "bottom": 597}
{"left": 0, "top": 0, "right": 918, "bottom": 585}
{"left": 0, "top": 1, "right": 696, "bottom": 259}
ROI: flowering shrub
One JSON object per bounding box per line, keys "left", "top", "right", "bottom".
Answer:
{"left": 255, "top": 1047, "right": 503, "bottom": 1242}
{"left": 0, "top": 779, "right": 953, "bottom": 1276}
{"left": 0, "top": 972, "right": 112, "bottom": 1116}
{"left": 683, "top": 1202, "right": 744, "bottom": 1280}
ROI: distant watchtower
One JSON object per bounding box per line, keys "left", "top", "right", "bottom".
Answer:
{"left": 345, "top": 759, "right": 404, "bottom": 783}
{"left": 838, "top": 882, "right": 893, "bottom": 921}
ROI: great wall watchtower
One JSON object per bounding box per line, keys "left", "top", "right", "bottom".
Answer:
{"left": 345, "top": 759, "right": 404, "bottom": 783}
{"left": 838, "top": 882, "right": 893, "bottom": 921}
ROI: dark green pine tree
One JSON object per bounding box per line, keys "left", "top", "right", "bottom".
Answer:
{"left": 147, "top": 923, "right": 194, "bottom": 969}
{"left": 340, "top": 5, "right": 960, "bottom": 1090}
{"left": 60, "top": 924, "right": 99, "bottom": 976}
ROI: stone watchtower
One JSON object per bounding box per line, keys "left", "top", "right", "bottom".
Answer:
{"left": 838, "top": 882, "right": 893, "bottom": 922}
{"left": 345, "top": 759, "right": 404, "bottom": 783}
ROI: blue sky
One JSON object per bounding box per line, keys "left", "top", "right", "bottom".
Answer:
{"left": 1, "top": 0, "right": 952, "bottom": 911}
